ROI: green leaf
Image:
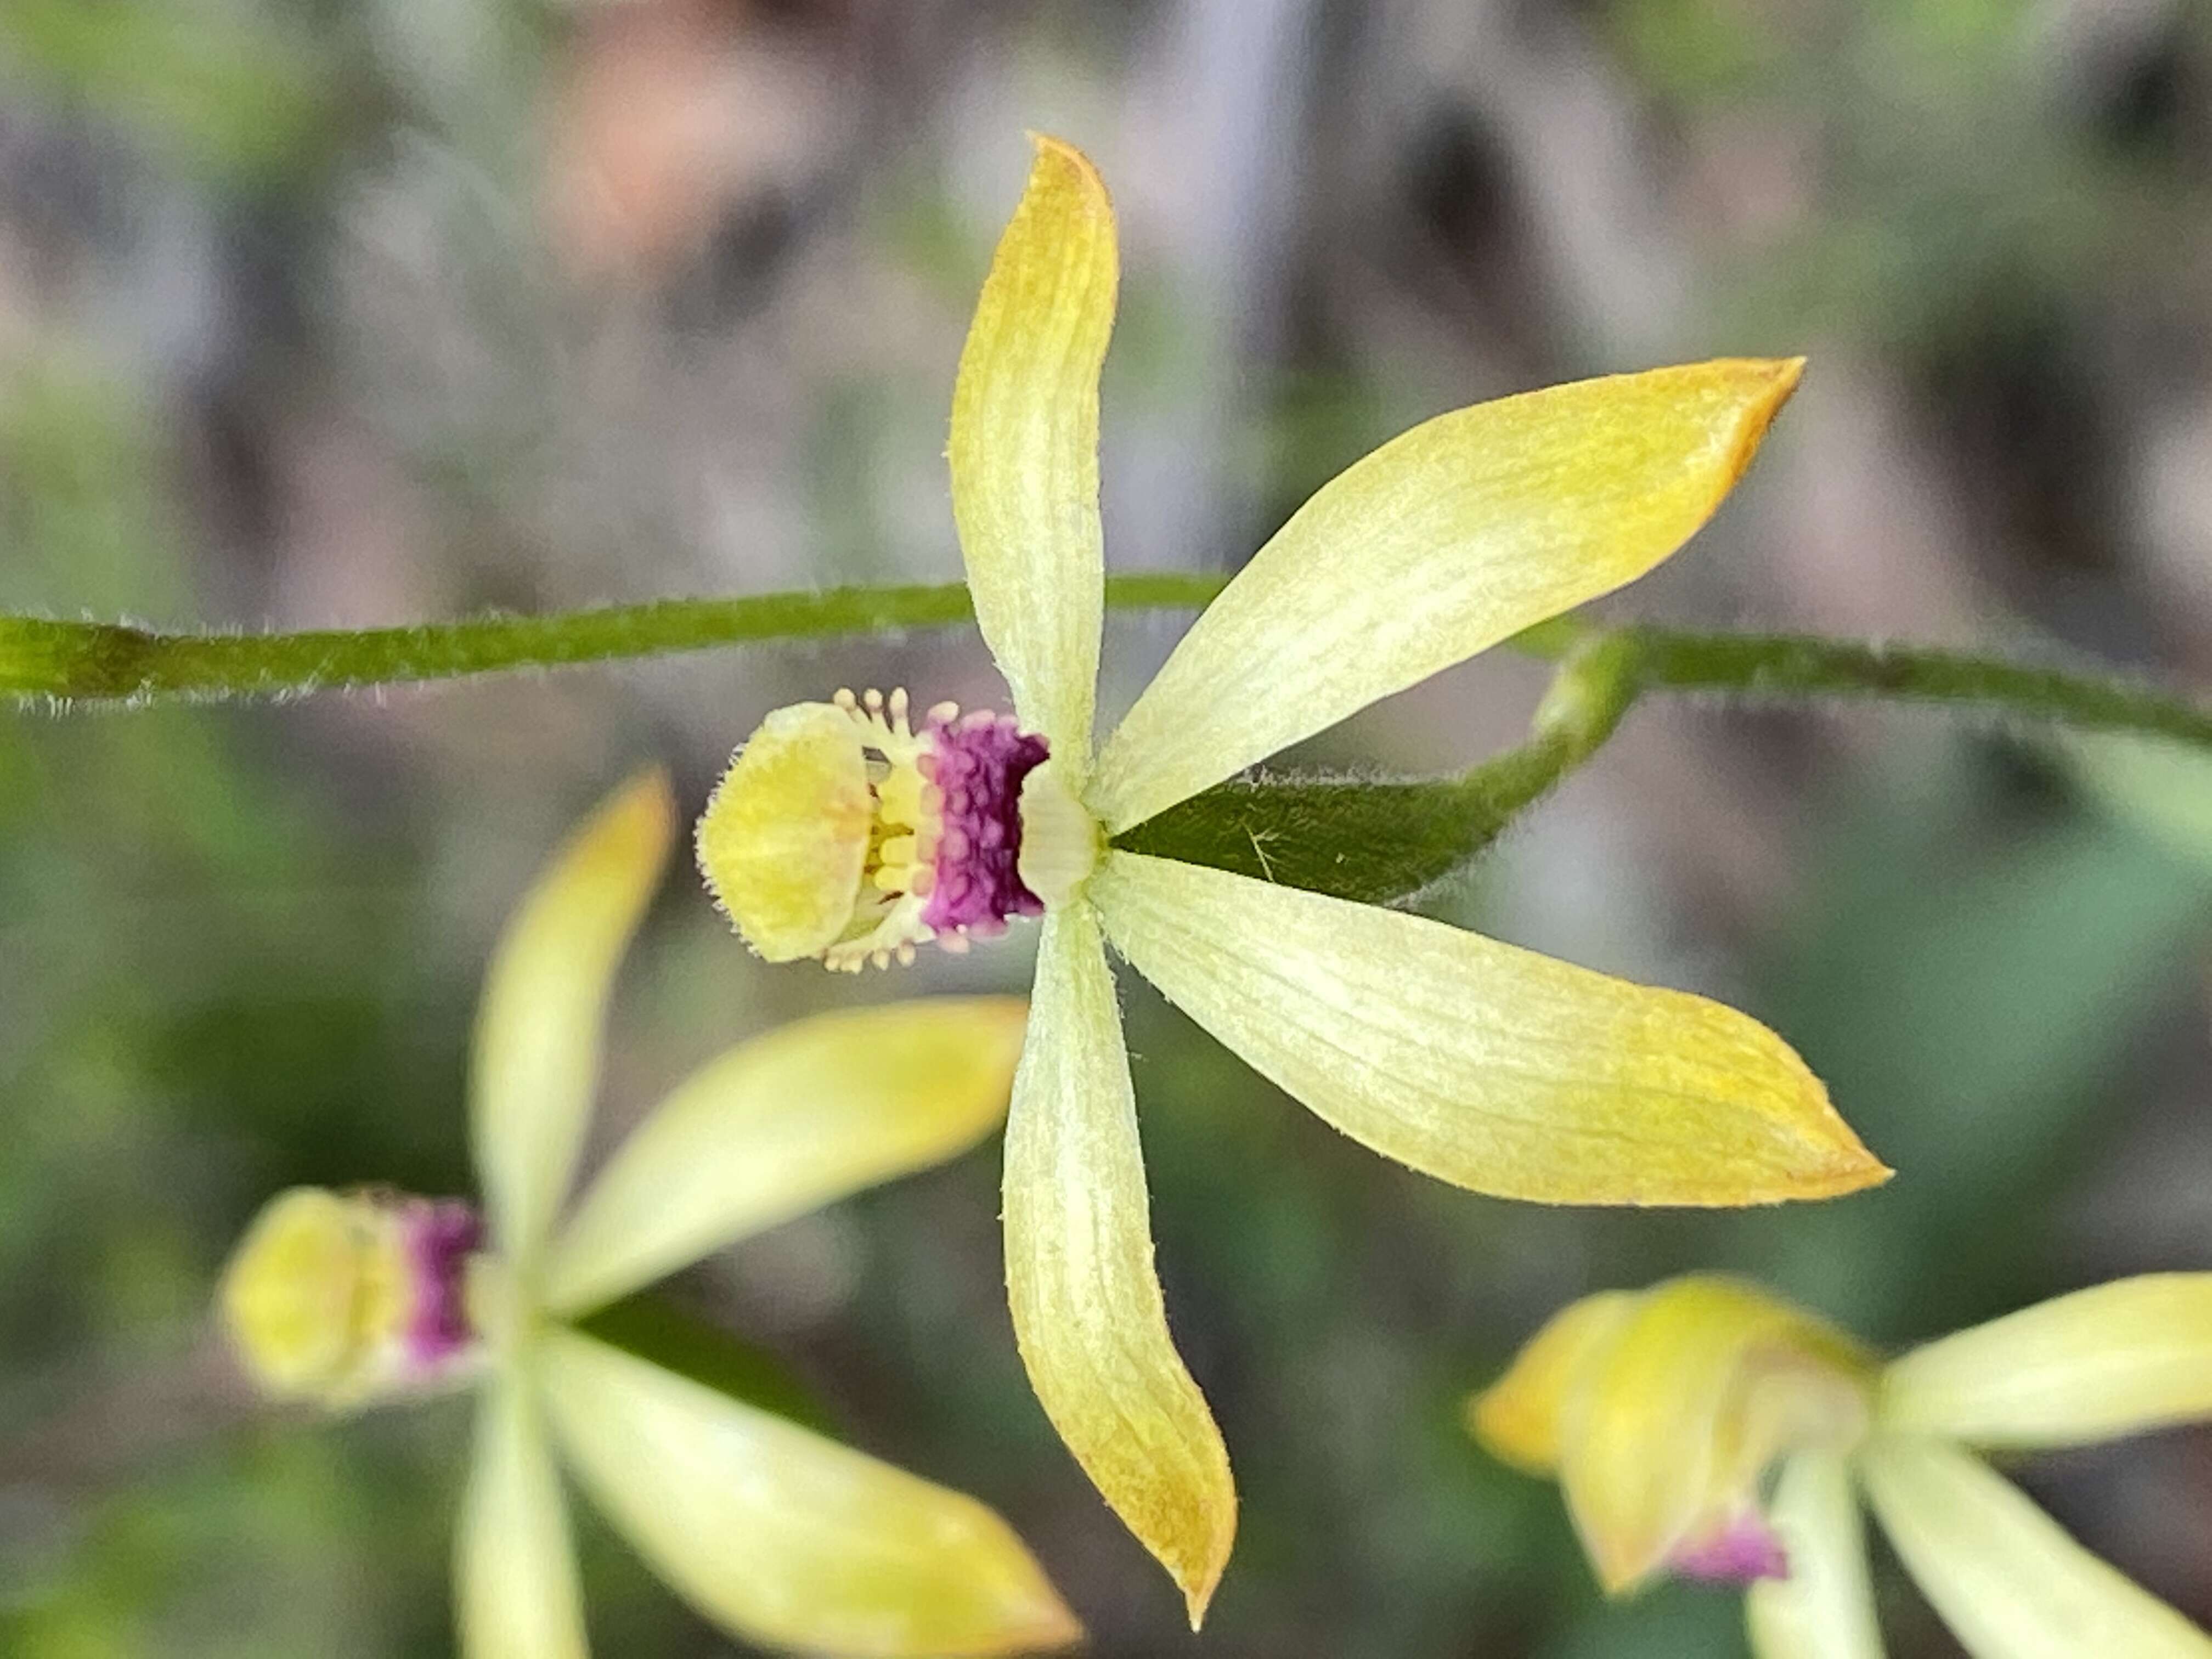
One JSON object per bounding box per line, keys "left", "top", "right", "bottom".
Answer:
{"left": 1110, "top": 736, "right": 1581, "bottom": 906}
{"left": 569, "top": 1294, "right": 828, "bottom": 1436}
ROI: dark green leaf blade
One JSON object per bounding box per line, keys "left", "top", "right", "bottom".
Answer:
{"left": 1110, "top": 739, "right": 1575, "bottom": 905}
{"left": 572, "top": 1294, "right": 828, "bottom": 1434}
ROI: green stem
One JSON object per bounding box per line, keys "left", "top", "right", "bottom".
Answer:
{"left": 4, "top": 582, "right": 2210, "bottom": 757}
{"left": 0, "top": 575, "right": 1230, "bottom": 705}
{"left": 1514, "top": 620, "right": 2212, "bottom": 748}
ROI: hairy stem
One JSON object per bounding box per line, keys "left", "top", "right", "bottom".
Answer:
{"left": 0, "top": 575, "right": 1229, "bottom": 705}
{"left": 1514, "top": 620, "right": 2212, "bottom": 748}
{"left": 4, "top": 584, "right": 2208, "bottom": 756}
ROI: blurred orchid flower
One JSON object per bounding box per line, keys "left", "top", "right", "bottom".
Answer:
{"left": 1470, "top": 1272, "right": 2212, "bottom": 1657}
{"left": 218, "top": 773, "right": 1077, "bottom": 1659}
{"left": 694, "top": 133, "right": 1886, "bottom": 1621}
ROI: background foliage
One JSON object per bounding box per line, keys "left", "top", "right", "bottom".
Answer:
{"left": 4, "top": 1, "right": 2212, "bottom": 1654}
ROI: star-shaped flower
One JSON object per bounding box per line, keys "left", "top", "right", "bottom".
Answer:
{"left": 1470, "top": 1272, "right": 2212, "bottom": 1656}
{"left": 695, "top": 136, "right": 1887, "bottom": 1620}
{"left": 219, "top": 774, "right": 1077, "bottom": 1658}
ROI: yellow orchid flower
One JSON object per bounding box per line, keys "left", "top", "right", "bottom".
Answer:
{"left": 695, "top": 133, "right": 1887, "bottom": 1622}
{"left": 218, "top": 773, "right": 1078, "bottom": 1659}
{"left": 1469, "top": 1272, "right": 2212, "bottom": 1657}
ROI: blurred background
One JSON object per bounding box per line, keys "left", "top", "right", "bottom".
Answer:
{"left": 4, "top": 0, "right": 2212, "bottom": 1653}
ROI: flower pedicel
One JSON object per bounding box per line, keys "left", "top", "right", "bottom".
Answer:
{"left": 219, "top": 774, "right": 1077, "bottom": 1659}
{"left": 1470, "top": 1273, "right": 2212, "bottom": 1656}
{"left": 696, "top": 134, "right": 1888, "bottom": 1620}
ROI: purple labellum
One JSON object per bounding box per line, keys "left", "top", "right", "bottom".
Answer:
{"left": 1671, "top": 1512, "right": 1791, "bottom": 1585}
{"left": 921, "top": 709, "right": 1049, "bottom": 936}
{"left": 401, "top": 1199, "right": 483, "bottom": 1366}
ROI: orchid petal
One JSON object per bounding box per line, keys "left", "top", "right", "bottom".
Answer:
{"left": 1465, "top": 1291, "right": 1637, "bottom": 1475}
{"left": 1548, "top": 1277, "right": 1870, "bottom": 1593}
{"left": 1878, "top": 1274, "right": 2212, "bottom": 1448}
{"left": 1002, "top": 904, "right": 1235, "bottom": 1626}
{"left": 472, "top": 772, "right": 674, "bottom": 1268}
{"left": 542, "top": 998, "right": 1028, "bottom": 1316}
{"left": 1087, "top": 359, "right": 1804, "bottom": 831}
{"left": 1861, "top": 1437, "right": 2212, "bottom": 1657}
{"left": 539, "top": 1328, "right": 1080, "bottom": 1658}
{"left": 1745, "top": 1451, "right": 1887, "bottom": 1659}
{"left": 1090, "top": 853, "right": 1886, "bottom": 1204}
{"left": 455, "top": 1378, "right": 589, "bottom": 1659}
{"left": 949, "top": 134, "right": 1114, "bottom": 770}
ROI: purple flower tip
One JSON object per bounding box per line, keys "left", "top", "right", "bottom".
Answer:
{"left": 1670, "top": 1513, "right": 1791, "bottom": 1585}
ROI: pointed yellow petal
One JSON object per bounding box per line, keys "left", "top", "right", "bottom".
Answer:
{"left": 1555, "top": 1277, "right": 1871, "bottom": 1593}
{"left": 1878, "top": 1274, "right": 2212, "bottom": 1448}
{"left": 473, "top": 772, "right": 675, "bottom": 1268}
{"left": 455, "top": 1379, "right": 589, "bottom": 1659}
{"left": 949, "top": 134, "right": 1115, "bottom": 770}
{"left": 542, "top": 998, "right": 1028, "bottom": 1316}
{"left": 1744, "top": 1451, "right": 1887, "bottom": 1659}
{"left": 1860, "top": 1437, "right": 2212, "bottom": 1657}
{"left": 1090, "top": 853, "right": 1886, "bottom": 1204}
{"left": 1087, "top": 359, "right": 1805, "bottom": 831}
{"left": 538, "top": 1328, "right": 1081, "bottom": 1658}
{"left": 1466, "top": 1291, "right": 1637, "bottom": 1475}
{"left": 1002, "top": 904, "right": 1235, "bottom": 1626}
